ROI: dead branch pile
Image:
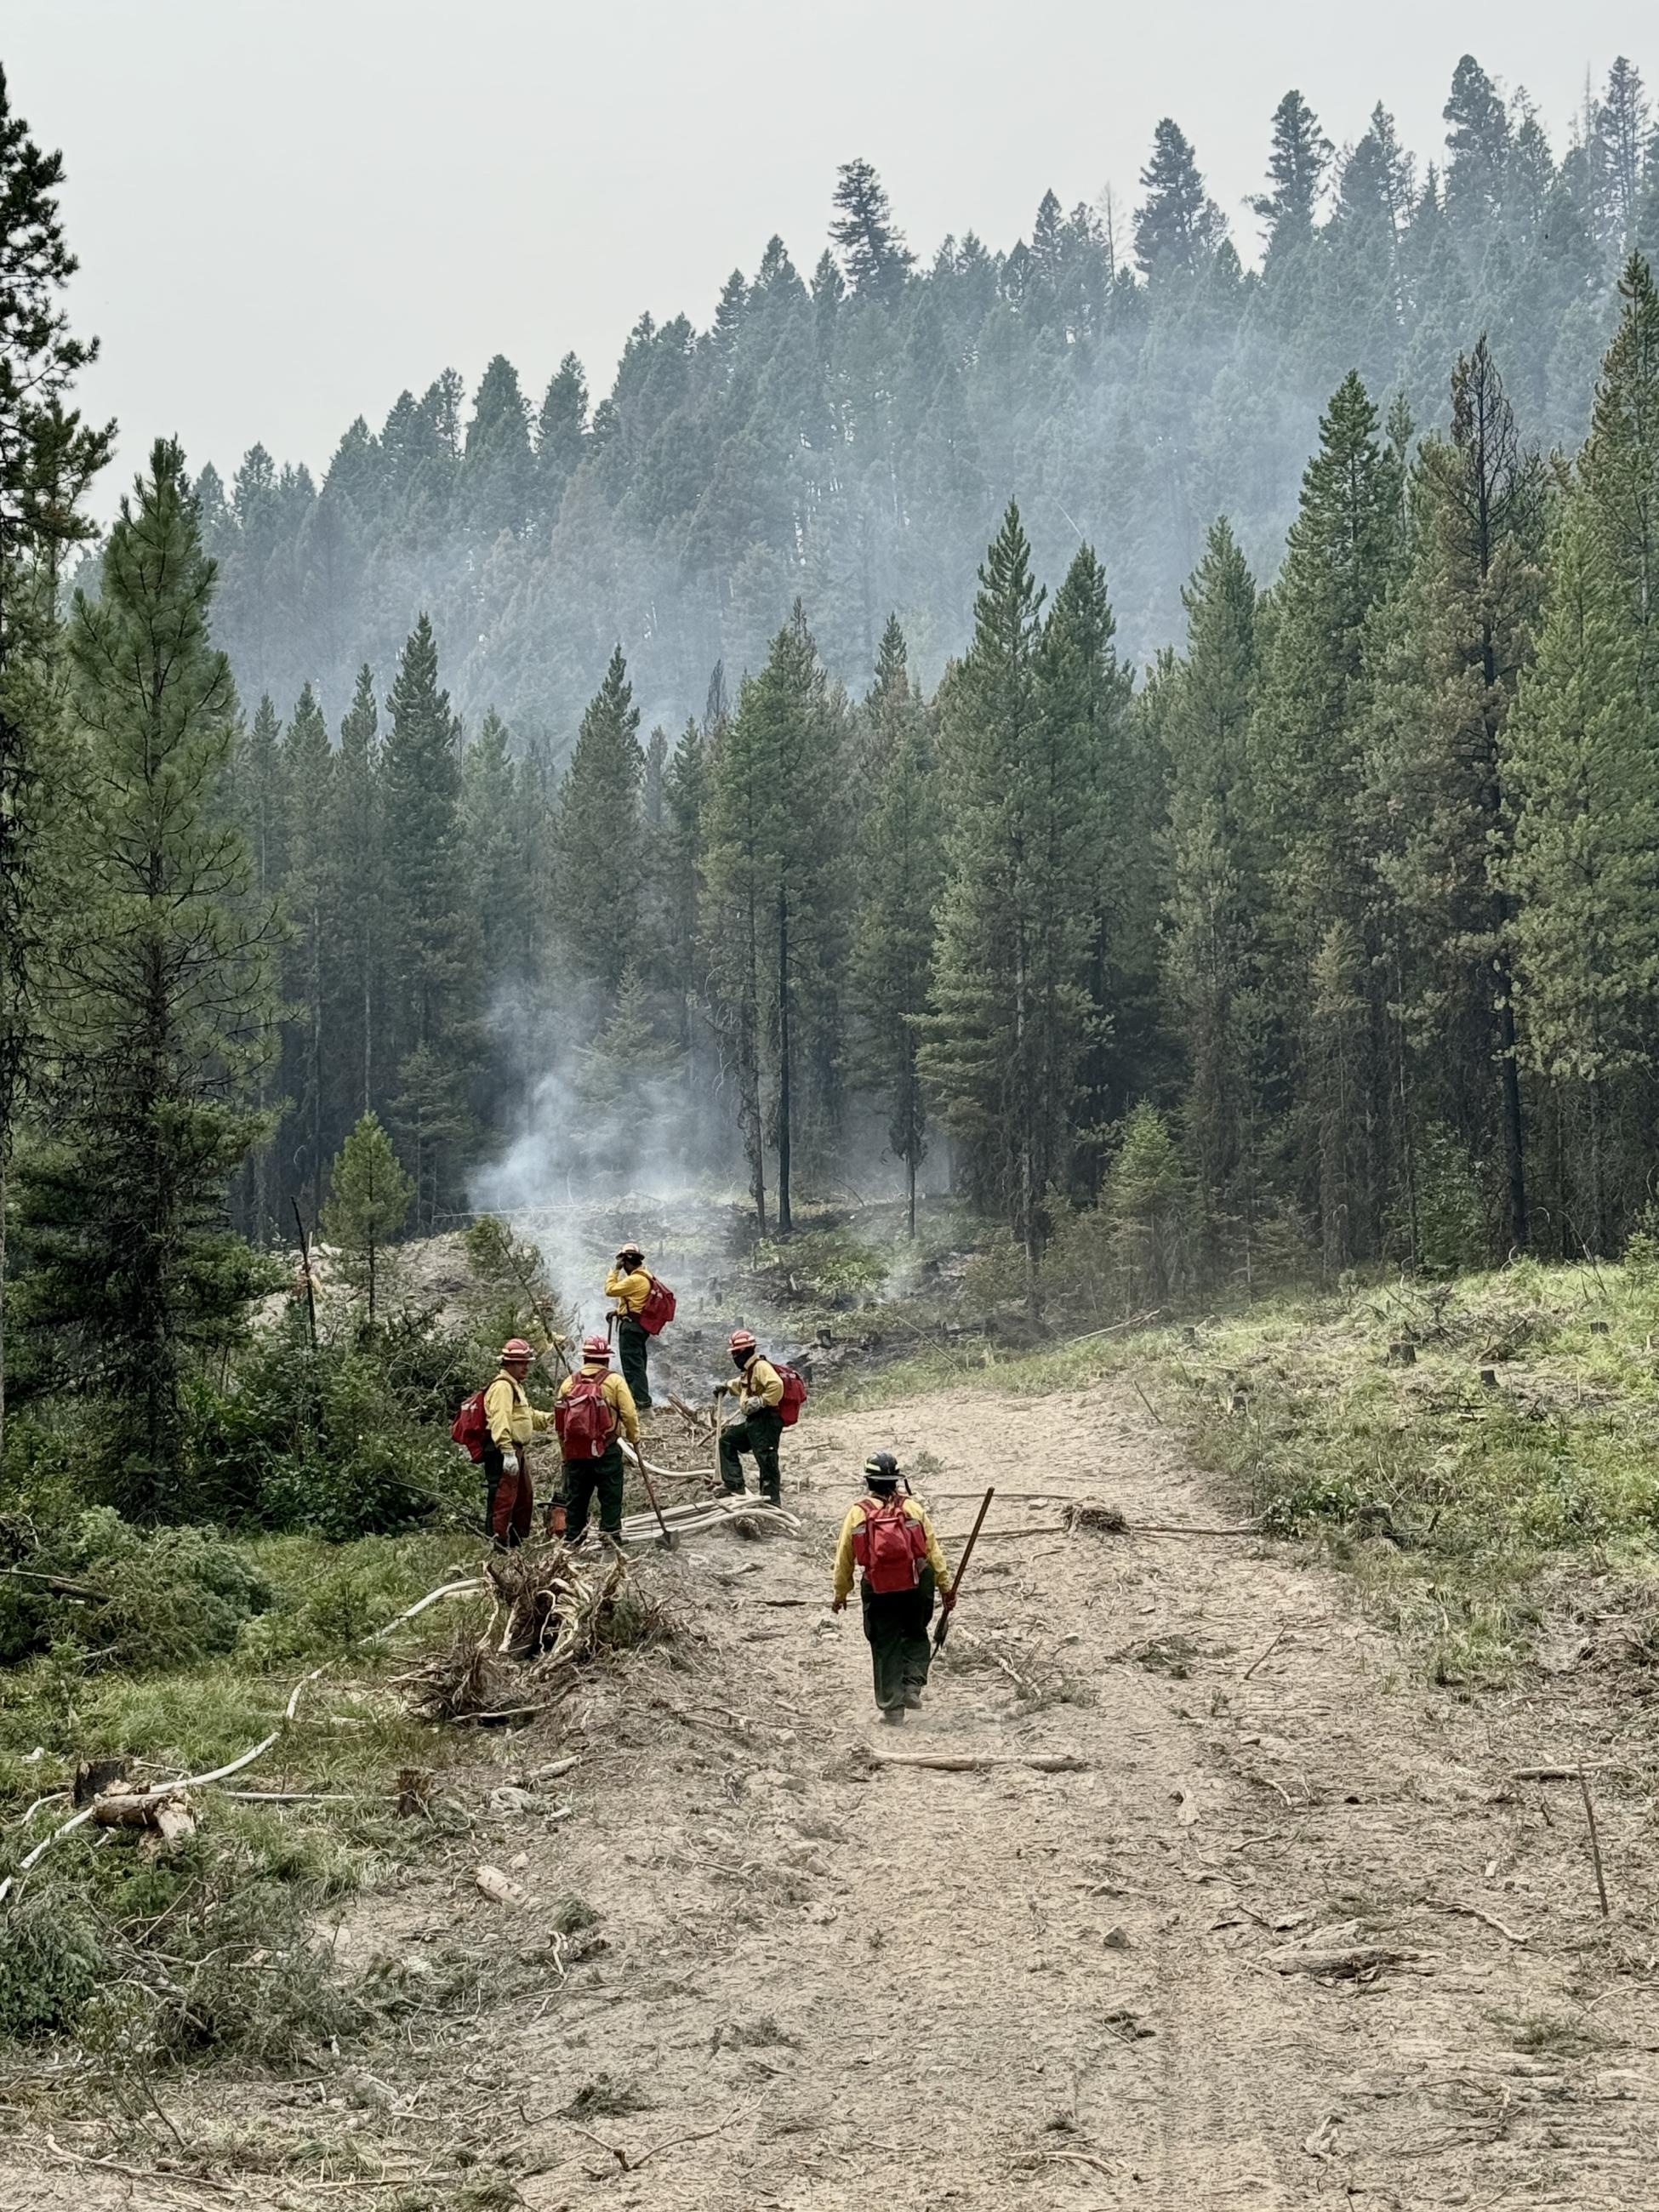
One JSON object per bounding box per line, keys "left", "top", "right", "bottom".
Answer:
{"left": 398, "top": 1542, "right": 677, "bottom": 1726}
{"left": 618, "top": 1496, "right": 800, "bottom": 1546}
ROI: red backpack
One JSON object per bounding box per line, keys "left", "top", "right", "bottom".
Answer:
{"left": 638, "top": 1275, "right": 676, "bottom": 1337}
{"left": 555, "top": 1373, "right": 618, "bottom": 1460}
{"left": 775, "top": 1362, "right": 808, "bottom": 1428}
{"left": 852, "top": 1495, "right": 929, "bottom": 1593}
{"left": 451, "top": 1391, "right": 490, "bottom": 1462}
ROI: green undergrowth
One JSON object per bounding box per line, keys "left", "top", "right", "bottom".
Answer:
{"left": 0, "top": 1524, "right": 485, "bottom": 2064}
{"left": 828, "top": 1256, "right": 1659, "bottom": 1684}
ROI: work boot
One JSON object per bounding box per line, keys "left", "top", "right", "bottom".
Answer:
{"left": 902, "top": 1688, "right": 923, "bottom": 1709}
{"left": 880, "top": 1703, "right": 906, "bottom": 1726}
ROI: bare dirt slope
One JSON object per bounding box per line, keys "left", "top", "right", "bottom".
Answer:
{"left": 11, "top": 1382, "right": 1658, "bottom": 2209}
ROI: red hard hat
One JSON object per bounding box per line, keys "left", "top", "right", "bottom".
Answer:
{"left": 582, "top": 1333, "right": 611, "bottom": 1362}
{"left": 499, "top": 1338, "right": 534, "bottom": 1363}
{"left": 728, "top": 1329, "right": 757, "bottom": 1353}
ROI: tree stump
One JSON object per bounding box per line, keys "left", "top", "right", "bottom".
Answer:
{"left": 1388, "top": 1340, "right": 1417, "bottom": 1367}
{"left": 1479, "top": 1368, "right": 1497, "bottom": 1388}
{"left": 1589, "top": 1320, "right": 1611, "bottom": 1337}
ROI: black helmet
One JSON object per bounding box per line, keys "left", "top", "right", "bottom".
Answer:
{"left": 864, "top": 1451, "right": 901, "bottom": 1488}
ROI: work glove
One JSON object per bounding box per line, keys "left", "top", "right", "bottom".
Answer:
{"left": 830, "top": 1595, "right": 847, "bottom": 1614}
{"left": 501, "top": 1450, "right": 521, "bottom": 1478}
{"left": 941, "top": 1588, "right": 956, "bottom": 1613}
{"left": 741, "top": 1394, "right": 765, "bottom": 1415}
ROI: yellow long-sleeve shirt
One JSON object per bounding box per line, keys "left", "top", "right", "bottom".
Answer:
{"left": 833, "top": 1494, "right": 951, "bottom": 1605}
{"left": 717, "top": 1354, "right": 784, "bottom": 1411}
{"left": 605, "top": 1265, "right": 652, "bottom": 1319}
{"left": 483, "top": 1372, "right": 556, "bottom": 1452}
{"left": 555, "top": 1363, "right": 641, "bottom": 1449}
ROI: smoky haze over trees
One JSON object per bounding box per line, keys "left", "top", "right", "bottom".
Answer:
{"left": 9, "top": 52, "right": 1659, "bottom": 1505}
{"left": 194, "top": 55, "right": 1659, "bottom": 740}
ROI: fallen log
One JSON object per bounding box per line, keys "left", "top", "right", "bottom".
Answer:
{"left": 869, "top": 1751, "right": 1088, "bottom": 1774}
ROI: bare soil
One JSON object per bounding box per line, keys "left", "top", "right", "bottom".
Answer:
{"left": 7, "top": 1381, "right": 1658, "bottom": 2209}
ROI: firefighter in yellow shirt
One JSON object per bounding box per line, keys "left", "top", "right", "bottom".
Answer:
{"left": 554, "top": 1333, "right": 641, "bottom": 1546}
{"left": 715, "top": 1329, "right": 784, "bottom": 1504}
{"left": 604, "top": 1242, "right": 654, "bottom": 1410}
{"left": 832, "top": 1452, "right": 953, "bottom": 1722}
{"left": 483, "top": 1337, "right": 556, "bottom": 1548}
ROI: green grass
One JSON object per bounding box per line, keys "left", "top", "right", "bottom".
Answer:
{"left": 826, "top": 1256, "right": 1659, "bottom": 1683}
{"left": 0, "top": 1525, "right": 495, "bottom": 2067}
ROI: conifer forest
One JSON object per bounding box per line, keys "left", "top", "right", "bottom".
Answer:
{"left": 5, "top": 47, "right": 1659, "bottom": 1491}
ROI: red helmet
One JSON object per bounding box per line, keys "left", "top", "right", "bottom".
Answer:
{"left": 499, "top": 1338, "right": 534, "bottom": 1364}
{"left": 582, "top": 1333, "right": 611, "bottom": 1362}
{"left": 728, "top": 1329, "right": 757, "bottom": 1354}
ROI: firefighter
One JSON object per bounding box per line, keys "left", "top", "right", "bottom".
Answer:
{"left": 604, "top": 1242, "right": 654, "bottom": 1411}
{"left": 483, "top": 1338, "right": 556, "bottom": 1548}
{"left": 831, "top": 1453, "right": 954, "bottom": 1723}
{"left": 555, "top": 1332, "right": 640, "bottom": 1547}
{"left": 715, "top": 1329, "right": 786, "bottom": 1504}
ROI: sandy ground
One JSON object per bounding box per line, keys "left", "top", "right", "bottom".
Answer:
{"left": 5, "top": 1380, "right": 1657, "bottom": 2209}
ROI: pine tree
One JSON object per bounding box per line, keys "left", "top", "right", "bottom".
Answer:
{"left": 1443, "top": 54, "right": 1512, "bottom": 235}
{"left": 1161, "top": 522, "right": 1264, "bottom": 1270}
{"left": 1593, "top": 59, "right": 1649, "bottom": 246}
{"left": 17, "top": 442, "right": 274, "bottom": 1509}
{"left": 1133, "top": 119, "right": 1226, "bottom": 280}
{"left": 322, "top": 1109, "right": 413, "bottom": 1321}
{"left": 534, "top": 352, "right": 588, "bottom": 521}
{"left": 703, "top": 607, "right": 847, "bottom": 1233}
{"left": 280, "top": 682, "right": 335, "bottom": 1223}
{"left": 550, "top": 644, "right": 645, "bottom": 1021}
{"left": 462, "top": 354, "right": 533, "bottom": 539}
{"left": 848, "top": 622, "right": 940, "bottom": 1234}
{"left": 920, "top": 506, "right": 1101, "bottom": 1305}
{"left": 0, "top": 66, "right": 113, "bottom": 1452}
{"left": 328, "top": 666, "right": 382, "bottom": 1125}
{"left": 830, "top": 160, "right": 915, "bottom": 303}
{"left": 1368, "top": 341, "right": 1546, "bottom": 1254}
{"left": 1255, "top": 373, "right": 1405, "bottom": 1265}
{"left": 1580, "top": 255, "right": 1659, "bottom": 704}
{"left": 1252, "top": 90, "right": 1333, "bottom": 257}
{"left": 380, "top": 614, "right": 478, "bottom": 1229}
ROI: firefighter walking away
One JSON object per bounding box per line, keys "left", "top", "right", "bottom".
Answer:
{"left": 604, "top": 1242, "right": 674, "bottom": 1411}
{"left": 555, "top": 1332, "right": 640, "bottom": 1546}
{"left": 482, "top": 1338, "right": 556, "bottom": 1548}
{"left": 832, "top": 1452, "right": 953, "bottom": 1722}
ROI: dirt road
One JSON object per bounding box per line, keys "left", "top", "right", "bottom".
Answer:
{"left": 11, "top": 1381, "right": 1657, "bottom": 2208}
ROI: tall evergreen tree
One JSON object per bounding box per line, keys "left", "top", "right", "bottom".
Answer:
{"left": 280, "top": 682, "right": 335, "bottom": 1223}
{"left": 1252, "top": 90, "right": 1333, "bottom": 257}
{"left": 1133, "top": 119, "right": 1226, "bottom": 279}
{"left": 703, "top": 607, "right": 847, "bottom": 1233}
{"left": 848, "top": 622, "right": 940, "bottom": 1234}
{"left": 17, "top": 442, "right": 273, "bottom": 1508}
{"left": 550, "top": 645, "right": 645, "bottom": 1019}
{"left": 328, "top": 665, "right": 382, "bottom": 1125}
{"left": 920, "top": 506, "right": 1101, "bottom": 1303}
{"left": 0, "top": 66, "right": 113, "bottom": 1451}
{"left": 380, "top": 614, "right": 478, "bottom": 1228}
{"left": 1161, "top": 522, "right": 1264, "bottom": 1269}
{"left": 1255, "top": 373, "right": 1405, "bottom": 1267}
{"left": 1368, "top": 341, "right": 1546, "bottom": 1254}
{"left": 830, "top": 160, "right": 915, "bottom": 303}
{"left": 1505, "top": 496, "right": 1658, "bottom": 1248}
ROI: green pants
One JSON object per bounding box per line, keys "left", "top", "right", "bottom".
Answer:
{"left": 563, "top": 1447, "right": 624, "bottom": 1542}
{"left": 860, "top": 1566, "right": 936, "bottom": 1713}
{"left": 719, "top": 1406, "right": 783, "bottom": 1502}
{"left": 617, "top": 1315, "right": 652, "bottom": 1409}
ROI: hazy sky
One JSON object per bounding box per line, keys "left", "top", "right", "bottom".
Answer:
{"left": 9, "top": 0, "right": 1656, "bottom": 498}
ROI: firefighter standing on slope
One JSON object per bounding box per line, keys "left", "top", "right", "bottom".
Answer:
{"left": 555, "top": 1332, "right": 640, "bottom": 1546}
{"left": 715, "top": 1329, "right": 785, "bottom": 1504}
{"left": 604, "top": 1243, "right": 655, "bottom": 1411}
{"left": 832, "top": 1452, "right": 954, "bottom": 1723}
{"left": 483, "top": 1338, "right": 557, "bottom": 1548}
